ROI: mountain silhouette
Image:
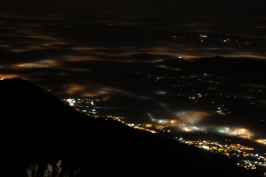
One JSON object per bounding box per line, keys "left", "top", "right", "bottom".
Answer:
{"left": 0, "top": 78, "right": 262, "bottom": 176}
{"left": 157, "top": 56, "right": 266, "bottom": 84}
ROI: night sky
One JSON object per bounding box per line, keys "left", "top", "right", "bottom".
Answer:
{"left": 1, "top": 0, "right": 266, "bottom": 129}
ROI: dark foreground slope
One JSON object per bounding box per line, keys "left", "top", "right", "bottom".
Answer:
{"left": 0, "top": 78, "right": 262, "bottom": 176}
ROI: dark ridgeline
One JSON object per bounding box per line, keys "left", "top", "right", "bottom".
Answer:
{"left": 158, "top": 56, "right": 266, "bottom": 85}
{"left": 0, "top": 78, "right": 262, "bottom": 176}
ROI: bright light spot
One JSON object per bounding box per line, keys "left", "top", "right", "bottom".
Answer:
{"left": 202, "top": 145, "right": 209, "bottom": 150}
{"left": 66, "top": 98, "right": 76, "bottom": 106}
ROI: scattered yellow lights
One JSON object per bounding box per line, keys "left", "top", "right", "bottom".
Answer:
{"left": 239, "top": 135, "right": 251, "bottom": 139}
{"left": 256, "top": 139, "right": 266, "bottom": 145}
{"left": 227, "top": 144, "right": 254, "bottom": 151}
{"left": 145, "top": 124, "right": 153, "bottom": 128}
{"left": 156, "top": 125, "right": 166, "bottom": 130}
{"left": 178, "top": 138, "right": 265, "bottom": 171}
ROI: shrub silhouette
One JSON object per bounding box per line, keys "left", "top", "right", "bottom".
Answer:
{"left": 26, "top": 160, "right": 81, "bottom": 177}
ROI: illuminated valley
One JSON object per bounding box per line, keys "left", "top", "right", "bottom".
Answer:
{"left": 62, "top": 96, "right": 266, "bottom": 175}
{"left": 1, "top": 0, "right": 266, "bottom": 176}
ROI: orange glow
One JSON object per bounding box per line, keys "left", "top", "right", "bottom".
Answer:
{"left": 170, "top": 120, "right": 178, "bottom": 124}
{"left": 178, "top": 111, "right": 211, "bottom": 123}
{"left": 11, "top": 60, "right": 61, "bottom": 69}
{"left": 146, "top": 124, "right": 153, "bottom": 128}
{"left": 0, "top": 75, "right": 27, "bottom": 80}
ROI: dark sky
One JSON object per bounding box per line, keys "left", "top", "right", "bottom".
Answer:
{"left": 0, "top": 0, "right": 266, "bottom": 127}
